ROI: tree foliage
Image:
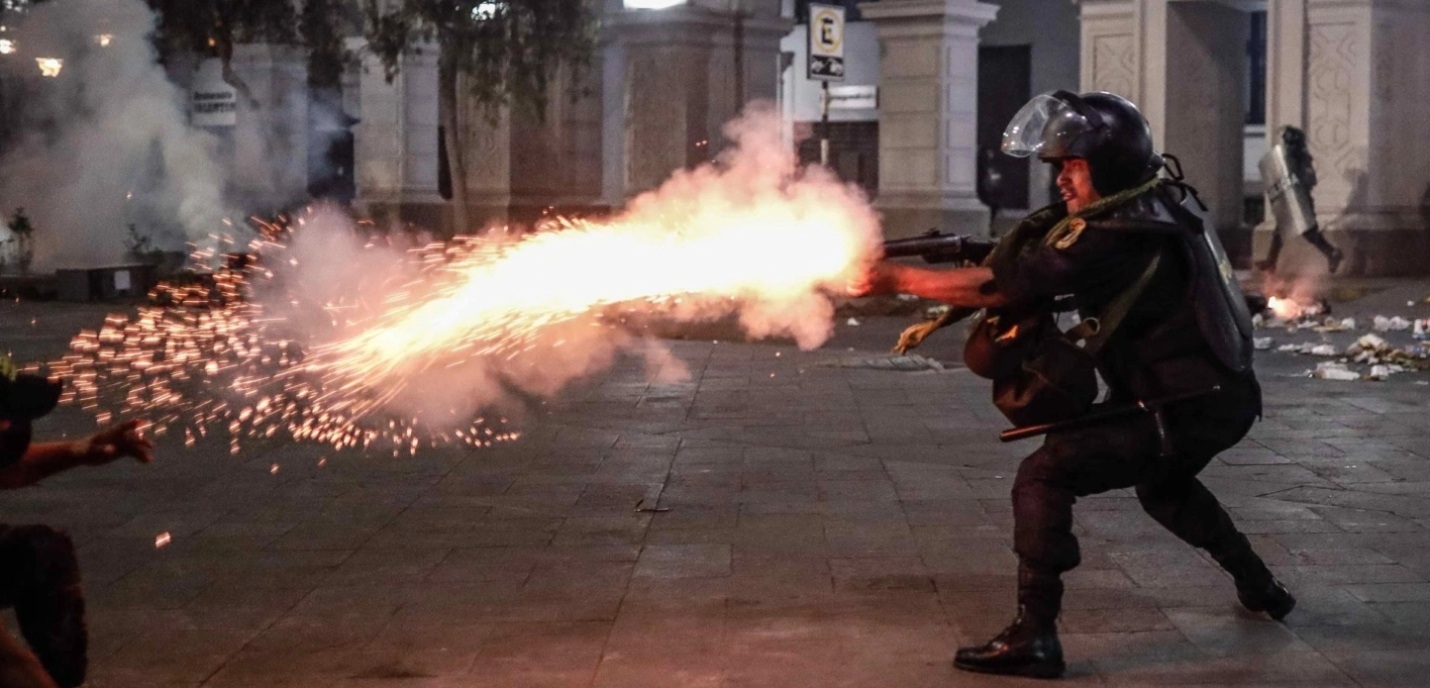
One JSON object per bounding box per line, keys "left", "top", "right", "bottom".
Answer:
{"left": 361, "top": 0, "right": 597, "bottom": 117}
{"left": 145, "top": 0, "right": 298, "bottom": 61}
{"left": 300, "top": 0, "right": 361, "bottom": 89}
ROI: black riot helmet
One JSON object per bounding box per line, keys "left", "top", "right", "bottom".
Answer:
{"left": 1001, "top": 90, "right": 1161, "bottom": 195}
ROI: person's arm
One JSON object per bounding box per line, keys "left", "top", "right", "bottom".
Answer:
{"left": 0, "top": 420, "right": 153, "bottom": 490}
{"left": 853, "top": 225, "right": 1164, "bottom": 308}
{"left": 850, "top": 262, "right": 1008, "bottom": 309}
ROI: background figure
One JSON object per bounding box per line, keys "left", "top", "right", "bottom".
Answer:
{"left": 0, "top": 370, "right": 153, "bottom": 688}
{"left": 976, "top": 146, "right": 1004, "bottom": 231}
{"left": 1257, "top": 126, "right": 1343, "bottom": 274}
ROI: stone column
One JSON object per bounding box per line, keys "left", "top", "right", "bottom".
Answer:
{"left": 1260, "top": 0, "right": 1430, "bottom": 275}
{"left": 602, "top": 0, "right": 791, "bottom": 204}
{"left": 860, "top": 0, "right": 998, "bottom": 240}
{"left": 509, "top": 63, "right": 606, "bottom": 224}
{"left": 353, "top": 41, "right": 446, "bottom": 228}
{"left": 228, "top": 44, "right": 312, "bottom": 210}
{"left": 1077, "top": 0, "right": 1247, "bottom": 243}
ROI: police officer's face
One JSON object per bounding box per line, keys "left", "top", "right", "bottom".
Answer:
{"left": 1053, "top": 158, "right": 1100, "bottom": 213}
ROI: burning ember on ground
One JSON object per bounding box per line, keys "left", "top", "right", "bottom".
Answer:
{"left": 1267, "top": 296, "right": 1303, "bottom": 320}
{"left": 1264, "top": 295, "right": 1326, "bottom": 322}
{"left": 39, "top": 110, "right": 879, "bottom": 456}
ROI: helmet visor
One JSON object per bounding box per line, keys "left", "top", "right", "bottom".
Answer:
{"left": 1001, "top": 93, "right": 1096, "bottom": 160}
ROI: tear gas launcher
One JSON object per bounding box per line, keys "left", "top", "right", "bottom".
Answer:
{"left": 881, "top": 229, "right": 998, "bottom": 265}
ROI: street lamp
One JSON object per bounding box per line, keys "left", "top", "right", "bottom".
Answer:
{"left": 0, "top": 39, "right": 14, "bottom": 55}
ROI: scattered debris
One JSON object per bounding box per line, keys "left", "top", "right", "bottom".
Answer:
{"left": 1312, "top": 362, "right": 1360, "bottom": 381}
{"left": 1369, "top": 364, "right": 1406, "bottom": 381}
{"left": 1277, "top": 342, "right": 1338, "bottom": 356}
{"left": 154, "top": 532, "right": 172, "bottom": 549}
{"left": 1313, "top": 317, "right": 1356, "bottom": 333}
{"left": 846, "top": 317, "right": 861, "bottom": 327}
{"left": 1254, "top": 337, "right": 1274, "bottom": 351}
{"left": 1373, "top": 316, "right": 1413, "bottom": 332}
{"left": 1350, "top": 333, "right": 1388, "bottom": 353}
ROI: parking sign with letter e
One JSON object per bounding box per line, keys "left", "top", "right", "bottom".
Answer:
{"left": 807, "top": 3, "right": 845, "bottom": 81}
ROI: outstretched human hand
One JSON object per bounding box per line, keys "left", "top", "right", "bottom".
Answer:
{"left": 76, "top": 420, "right": 154, "bottom": 466}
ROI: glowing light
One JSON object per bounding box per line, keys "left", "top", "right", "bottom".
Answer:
{"left": 155, "top": 532, "right": 172, "bottom": 548}
{"left": 472, "top": 1, "right": 500, "bottom": 19}
{"left": 96, "top": 34, "right": 113, "bottom": 47}
{"left": 0, "top": 39, "right": 15, "bottom": 55}
{"left": 1267, "top": 296, "right": 1300, "bottom": 320}
{"left": 36, "top": 58, "right": 62, "bottom": 77}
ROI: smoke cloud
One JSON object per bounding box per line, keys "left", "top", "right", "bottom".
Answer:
{"left": 263, "top": 105, "right": 881, "bottom": 429}
{"left": 0, "top": 0, "right": 234, "bottom": 268}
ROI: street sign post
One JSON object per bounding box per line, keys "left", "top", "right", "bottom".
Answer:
{"left": 807, "top": 3, "right": 846, "bottom": 166}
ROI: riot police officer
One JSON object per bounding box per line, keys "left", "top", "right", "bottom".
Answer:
{"left": 1257, "top": 125, "right": 1343, "bottom": 274}
{"left": 851, "top": 91, "right": 1294, "bottom": 679}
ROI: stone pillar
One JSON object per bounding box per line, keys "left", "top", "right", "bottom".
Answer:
{"left": 860, "top": 0, "right": 998, "bottom": 240}
{"left": 228, "top": 44, "right": 312, "bottom": 211}
{"left": 601, "top": 0, "right": 792, "bottom": 204}
{"left": 509, "top": 63, "right": 606, "bottom": 224}
{"left": 1077, "top": 0, "right": 1247, "bottom": 244}
{"left": 454, "top": 78, "right": 514, "bottom": 229}
{"left": 353, "top": 41, "right": 446, "bottom": 228}
{"left": 1260, "top": 0, "right": 1430, "bottom": 275}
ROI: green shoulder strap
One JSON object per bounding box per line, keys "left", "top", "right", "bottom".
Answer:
{"left": 1073, "top": 250, "right": 1162, "bottom": 357}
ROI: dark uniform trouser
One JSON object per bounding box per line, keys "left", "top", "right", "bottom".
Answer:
{"left": 1011, "top": 378, "right": 1260, "bottom": 618}
{"left": 0, "top": 525, "right": 86, "bottom": 688}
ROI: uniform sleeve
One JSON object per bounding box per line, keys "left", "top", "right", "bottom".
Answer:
{"left": 990, "top": 227, "right": 1164, "bottom": 307}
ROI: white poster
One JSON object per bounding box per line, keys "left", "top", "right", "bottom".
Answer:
{"left": 191, "top": 58, "right": 237, "bottom": 127}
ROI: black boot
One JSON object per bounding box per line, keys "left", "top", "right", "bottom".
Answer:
{"left": 954, "top": 566, "right": 1065, "bottom": 679}
{"left": 1212, "top": 539, "right": 1296, "bottom": 621}
{"left": 1305, "top": 229, "right": 1343, "bottom": 274}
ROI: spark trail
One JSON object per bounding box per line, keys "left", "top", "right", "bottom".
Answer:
{"left": 43, "top": 108, "right": 882, "bottom": 454}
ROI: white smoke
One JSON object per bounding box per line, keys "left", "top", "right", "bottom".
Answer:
{"left": 0, "top": 0, "right": 234, "bottom": 268}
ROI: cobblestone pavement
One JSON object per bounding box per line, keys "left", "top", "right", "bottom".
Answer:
{"left": 1, "top": 300, "right": 1428, "bottom": 688}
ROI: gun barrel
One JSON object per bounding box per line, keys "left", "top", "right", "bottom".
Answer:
{"left": 882, "top": 233, "right": 996, "bottom": 264}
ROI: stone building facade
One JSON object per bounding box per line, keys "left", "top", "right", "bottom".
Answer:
{"left": 345, "top": 0, "right": 1430, "bottom": 274}
{"left": 1078, "top": 0, "right": 1430, "bottom": 276}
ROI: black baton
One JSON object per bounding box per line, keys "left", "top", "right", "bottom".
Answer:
{"left": 999, "top": 386, "right": 1223, "bottom": 443}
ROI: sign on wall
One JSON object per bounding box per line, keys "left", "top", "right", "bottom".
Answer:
{"left": 807, "top": 3, "right": 845, "bottom": 81}
{"left": 191, "top": 58, "right": 237, "bottom": 127}
{"left": 827, "top": 85, "right": 877, "bottom": 110}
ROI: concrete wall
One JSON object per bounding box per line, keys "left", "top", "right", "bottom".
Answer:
{"left": 979, "top": 0, "right": 1081, "bottom": 210}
